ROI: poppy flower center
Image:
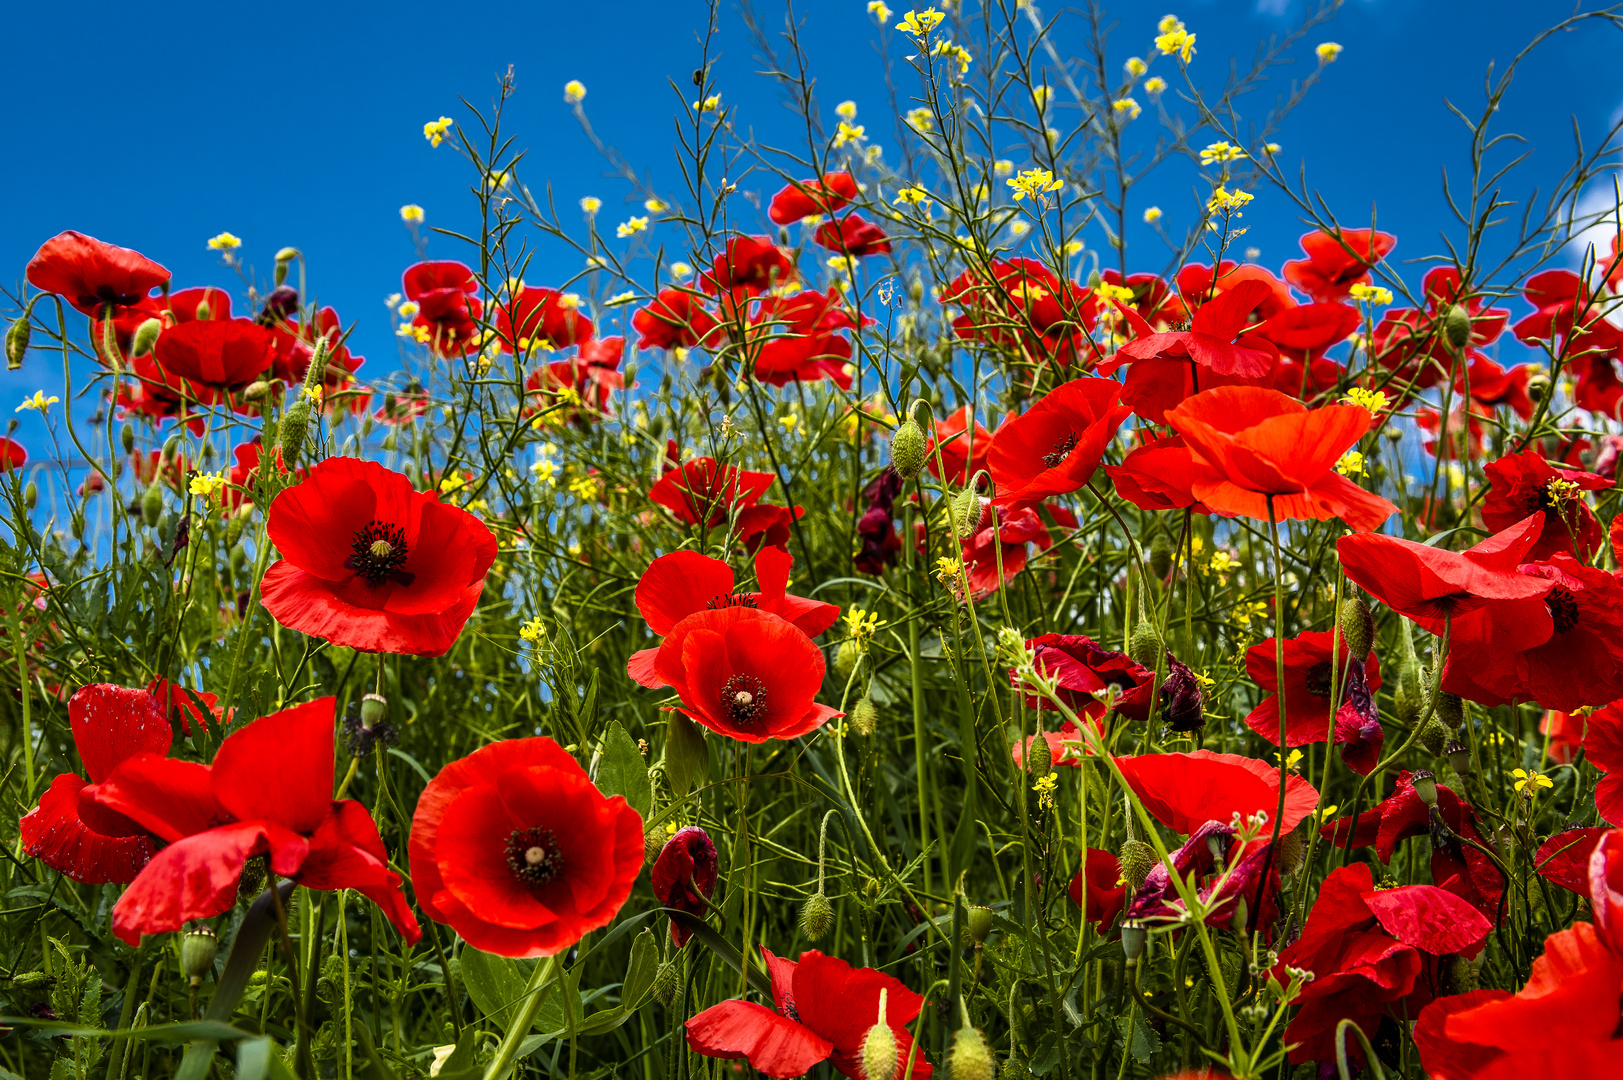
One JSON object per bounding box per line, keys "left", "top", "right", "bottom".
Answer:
{"left": 721, "top": 673, "right": 769, "bottom": 727}
{"left": 346, "top": 521, "right": 414, "bottom": 586}
{"left": 1304, "top": 660, "right": 1334, "bottom": 697}
{"left": 705, "top": 593, "right": 759, "bottom": 611}
{"left": 506, "top": 826, "right": 565, "bottom": 885}
{"left": 1043, "top": 431, "right": 1079, "bottom": 468}
{"left": 1547, "top": 586, "right": 1580, "bottom": 634}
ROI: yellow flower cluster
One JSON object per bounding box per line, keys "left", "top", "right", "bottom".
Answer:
{"left": 1199, "top": 141, "right": 1246, "bottom": 166}
{"left": 1207, "top": 186, "right": 1254, "bottom": 213}
{"left": 208, "top": 231, "right": 242, "bottom": 251}
{"left": 1113, "top": 97, "right": 1141, "bottom": 121}
{"left": 564, "top": 80, "right": 587, "bottom": 103}
{"left": 1335, "top": 450, "right": 1366, "bottom": 477}
{"left": 400, "top": 205, "right": 425, "bottom": 224}
{"left": 1007, "top": 167, "right": 1063, "bottom": 203}
{"left": 617, "top": 216, "right": 649, "bottom": 238}
{"left": 1155, "top": 15, "right": 1196, "bottom": 62}
{"left": 423, "top": 116, "right": 454, "bottom": 147}
{"left": 896, "top": 7, "right": 945, "bottom": 38}
{"left": 834, "top": 121, "right": 866, "bottom": 147}
{"left": 1341, "top": 387, "right": 1389, "bottom": 414}
{"left": 1349, "top": 283, "right": 1393, "bottom": 305}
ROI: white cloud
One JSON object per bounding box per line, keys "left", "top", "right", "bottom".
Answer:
{"left": 1566, "top": 179, "right": 1623, "bottom": 274}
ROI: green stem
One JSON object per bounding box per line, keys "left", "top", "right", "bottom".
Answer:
{"left": 481, "top": 954, "right": 558, "bottom": 1080}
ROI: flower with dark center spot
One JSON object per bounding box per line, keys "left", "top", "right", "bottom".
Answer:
{"left": 346, "top": 521, "right": 413, "bottom": 586}
{"left": 1042, "top": 431, "right": 1078, "bottom": 468}
{"left": 1546, "top": 587, "right": 1580, "bottom": 634}
{"left": 704, "top": 592, "right": 758, "bottom": 611}
{"left": 721, "top": 674, "right": 769, "bottom": 727}
{"left": 506, "top": 826, "right": 565, "bottom": 884}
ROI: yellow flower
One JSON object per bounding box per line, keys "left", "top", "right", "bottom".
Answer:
{"left": 1157, "top": 14, "right": 1181, "bottom": 32}
{"left": 1008, "top": 220, "right": 1030, "bottom": 238}
{"left": 1112, "top": 97, "right": 1141, "bottom": 121}
{"left": 402, "top": 325, "right": 432, "bottom": 345}
{"left": 1007, "top": 167, "right": 1063, "bottom": 203}
{"left": 669, "top": 261, "right": 694, "bottom": 280}
{"left": 1335, "top": 450, "right": 1366, "bottom": 477}
{"left": 1341, "top": 387, "right": 1389, "bottom": 414}
{"left": 836, "top": 100, "right": 858, "bottom": 121}
{"left": 695, "top": 94, "right": 722, "bottom": 112}
{"left": 399, "top": 204, "right": 425, "bottom": 224}
{"left": 894, "top": 184, "right": 933, "bottom": 210}
{"left": 1143, "top": 76, "right": 1167, "bottom": 95}
{"left": 895, "top": 8, "right": 945, "bottom": 37}
{"left": 606, "top": 291, "right": 638, "bottom": 306}
{"left": 1125, "top": 56, "right": 1147, "bottom": 77}
{"left": 905, "top": 107, "right": 934, "bottom": 131}
{"left": 1094, "top": 282, "right": 1135, "bottom": 306}
{"left": 1199, "top": 141, "right": 1247, "bottom": 166}
{"left": 579, "top": 196, "right": 602, "bottom": 215}
{"left": 396, "top": 301, "right": 421, "bottom": 320}
{"left": 1349, "top": 283, "right": 1393, "bottom": 306}
{"left": 1033, "top": 772, "right": 1058, "bottom": 809}
{"left": 845, "top": 607, "right": 882, "bottom": 645}
{"left": 867, "top": 1, "right": 893, "bottom": 20}
{"left": 1511, "top": 768, "right": 1553, "bottom": 793}
{"left": 933, "top": 556, "right": 960, "bottom": 584}
{"left": 834, "top": 121, "right": 866, "bottom": 147}
{"left": 1207, "top": 185, "right": 1254, "bottom": 213}
{"left": 617, "top": 216, "right": 650, "bottom": 238}
{"left": 189, "top": 471, "right": 227, "bottom": 504}
{"left": 16, "top": 390, "right": 59, "bottom": 414}
{"left": 520, "top": 617, "right": 547, "bottom": 644}
{"left": 1155, "top": 20, "right": 1196, "bottom": 63}
{"left": 1264, "top": 142, "right": 1282, "bottom": 155}
{"left": 206, "top": 231, "right": 243, "bottom": 253}
{"left": 423, "top": 116, "right": 454, "bottom": 147}
{"left": 567, "top": 475, "right": 597, "bottom": 500}
{"left": 644, "top": 197, "right": 668, "bottom": 213}
{"left": 564, "top": 80, "right": 587, "bottom": 103}
{"left": 1273, "top": 749, "right": 1304, "bottom": 770}
{"left": 1316, "top": 42, "right": 1343, "bottom": 63}
{"left": 1063, "top": 239, "right": 1084, "bottom": 256}
{"left": 993, "top": 159, "right": 1014, "bottom": 176}
{"left": 1033, "top": 86, "right": 1052, "bottom": 110}
{"left": 1142, "top": 206, "right": 1163, "bottom": 224}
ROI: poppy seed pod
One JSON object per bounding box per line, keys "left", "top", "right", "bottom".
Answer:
{"left": 6, "top": 308, "right": 33, "bottom": 370}
{"left": 1411, "top": 769, "right": 1439, "bottom": 809}
{"left": 1128, "top": 620, "right": 1162, "bottom": 669}
{"left": 181, "top": 927, "right": 217, "bottom": 986}
{"left": 1418, "top": 716, "right": 1450, "bottom": 756}
{"left": 800, "top": 890, "right": 834, "bottom": 941}
{"left": 1118, "top": 838, "right": 1156, "bottom": 893}
{"left": 949, "top": 1024, "right": 995, "bottom": 1080}
{"left": 1339, "top": 595, "right": 1374, "bottom": 660}
{"left": 1437, "top": 691, "right": 1464, "bottom": 729}
{"left": 950, "top": 487, "right": 986, "bottom": 538}
{"left": 1443, "top": 303, "right": 1472, "bottom": 350}
{"left": 965, "top": 904, "right": 995, "bottom": 945}
{"left": 1120, "top": 919, "right": 1148, "bottom": 966}
{"left": 860, "top": 989, "right": 898, "bottom": 1080}
{"left": 359, "top": 693, "right": 388, "bottom": 729}
{"left": 1026, "top": 731, "right": 1052, "bottom": 777}
{"left": 850, "top": 695, "right": 879, "bottom": 736}
{"left": 1444, "top": 738, "right": 1470, "bottom": 776}
{"left": 278, "top": 398, "right": 311, "bottom": 467}
{"left": 889, "top": 417, "right": 926, "bottom": 481}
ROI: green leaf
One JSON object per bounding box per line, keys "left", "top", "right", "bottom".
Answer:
{"left": 458, "top": 948, "right": 578, "bottom": 1035}
{"left": 596, "top": 720, "right": 653, "bottom": 819}
{"left": 428, "top": 1029, "right": 482, "bottom": 1080}
{"left": 623, "top": 928, "right": 659, "bottom": 1010}
{"left": 236, "top": 1036, "right": 273, "bottom": 1080}
{"left": 1116, "top": 1011, "right": 1161, "bottom": 1063}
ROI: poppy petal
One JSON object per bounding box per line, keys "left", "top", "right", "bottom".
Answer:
{"left": 210, "top": 698, "right": 336, "bottom": 835}
{"left": 636, "top": 551, "right": 736, "bottom": 635}
{"left": 19, "top": 773, "right": 155, "bottom": 884}
{"left": 685, "top": 1000, "right": 833, "bottom": 1079}
{"left": 67, "top": 683, "right": 172, "bottom": 784}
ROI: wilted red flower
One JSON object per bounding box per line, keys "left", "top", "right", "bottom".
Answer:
{"left": 814, "top": 215, "right": 891, "bottom": 257}
{"left": 259, "top": 457, "right": 498, "bottom": 656}
{"left": 1336, "top": 514, "right": 1550, "bottom": 637}
{"left": 633, "top": 288, "right": 722, "bottom": 351}
{"left": 1279, "top": 862, "right": 1491, "bottom": 1066}
{"left": 412, "top": 290, "right": 484, "bottom": 357}
{"left": 1280, "top": 228, "right": 1397, "bottom": 302}
{"left": 1243, "top": 631, "right": 1383, "bottom": 765}
{"left": 1105, "top": 434, "right": 1211, "bottom": 514}
{"left": 686, "top": 948, "right": 931, "bottom": 1080}
{"left": 961, "top": 503, "right": 1073, "bottom": 596}
{"left": 149, "top": 320, "right": 276, "bottom": 405}
{"left": 1068, "top": 849, "right": 1125, "bottom": 930}
{"left": 0, "top": 438, "right": 26, "bottom": 472}
{"left": 25, "top": 231, "right": 170, "bottom": 316}
{"left": 652, "top": 825, "right": 719, "bottom": 946}
{"left": 1480, "top": 447, "right": 1611, "bottom": 561}
{"left": 652, "top": 606, "right": 841, "bottom": 743}
{"left": 402, "top": 260, "right": 478, "bottom": 300}
{"left": 768, "top": 172, "right": 859, "bottom": 224}
{"left": 18, "top": 684, "right": 169, "bottom": 884}
{"left": 945, "top": 258, "right": 1098, "bottom": 365}
{"left": 409, "top": 735, "right": 642, "bottom": 957}
{"left": 627, "top": 545, "right": 839, "bottom": 687}
{"left": 1115, "top": 750, "right": 1320, "bottom": 835}
{"left": 497, "top": 287, "right": 594, "bottom": 352}
{"left": 987, "top": 377, "right": 1130, "bottom": 508}
{"left": 1163, "top": 386, "right": 1397, "bottom": 531}
{"left": 1019, "top": 633, "right": 1154, "bottom": 720}
{"left": 701, "top": 235, "right": 797, "bottom": 295}
{"left": 648, "top": 456, "right": 777, "bottom": 527}
{"left": 925, "top": 405, "right": 991, "bottom": 484}
{"left": 93, "top": 697, "right": 419, "bottom": 946}
{"left": 855, "top": 468, "right": 904, "bottom": 576}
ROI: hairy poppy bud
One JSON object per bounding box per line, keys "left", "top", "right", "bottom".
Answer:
{"left": 1128, "top": 620, "right": 1162, "bottom": 669}
{"left": 1418, "top": 716, "right": 1450, "bottom": 756}
{"left": 1394, "top": 623, "right": 1421, "bottom": 725}
{"left": 1120, "top": 919, "right": 1148, "bottom": 966}
{"left": 24, "top": 482, "right": 36, "bottom": 510}
{"left": 951, "top": 487, "right": 986, "bottom": 538}
{"left": 664, "top": 711, "right": 709, "bottom": 798}
{"left": 1277, "top": 818, "right": 1309, "bottom": 878}
{"left": 278, "top": 397, "right": 312, "bottom": 467}
{"left": 273, "top": 247, "right": 300, "bottom": 288}
{"left": 181, "top": 927, "right": 217, "bottom": 986}
{"left": 651, "top": 958, "right": 681, "bottom": 1008}
{"left": 1339, "top": 595, "right": 1374, "bottom": 660}
{"left": 834, "top": 638, "right": 862, "bottom": 683}
{"left": 1411, "top": 769, "right": 1439, "bottom": 809}
{"left": 1527, "top": 370, "right": 1551, "bottom": 402}
{"left": 1118, "top": 838, "right": 1156, "bottom": 893}
{"left": 1437, "top": 691, "right": 1464, "bottom": 729}
{"left": 1148, "top": 531, "right": 1172, "bottom": 580}
{"left": 1443, "top": 953, "right": 1480, "bottom": 996}
{"left": 800, "top": 891, "right": 834, "bottom": 942}
{"left": 1444, "top": 738, "right": 1470, "bottom": 776}
{"left": 141, "top": 481, "right": 164, "bottom": 527}
{"left": 1443, "top": 303, "right": 1472, "bottom": 351}
{"left": 950, "top": 1024, "right": 995, "bottom": 1080}
{"left": 120, "top": 424, "right": 136, "bottom": 455}
{"left": 889, "top": 418, "right": 926, "bottom": 481}
{"left": 6, "top": 304, "right": 33, "bottom": 370}
{"left": 860, "top": 989, "right": 898, "bottom": 1080}
{"left": 965, "top": 905, "right": 995, "bottom": 946}
{"left": 242, "top": 380, "right": 273, "bottom": 403}
{"left": 1026, "top": 731, "right": 1052, "bottom": 777}
{"left": 850, "top": 695, "right": 879, "bottom": 736}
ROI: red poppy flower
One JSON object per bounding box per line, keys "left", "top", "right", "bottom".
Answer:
{"left": 1480, "top": 447, "right": 1611, "bottom": 561}
{"left": 737, "top": 503, "right": 803, "bottom": 554}
{"left": 1243, "top": 630, "right": 1383, "bottom": 761}
{"left": 768, "top": 172, "right": 859, "bottom": 224}
{"left": 686, "top": 948, "right": 931, "bottom": 1080}
{"left": 1069, "top": 849, "right": 1125, "bottom": 930}
{"left": 259, "top": 457, "right": 498, "bottom": 656}
{"left": 1320, "top": 770, "right": 1503, "bottom": 916}
{"left": 651, "top": 825, "right": 718, "bottom": 946}
{"left": 627, "top": 545, "right": 839, "bottom": 687}
{"left": 497, "top": 287, "right": 594, "bottom": 352}
{"left": 92, "top": 697, "right": 418, "bottom": 946}
{"left": 648, "top": 457, "right": 777, "bottom": 527}
{"left": 987, "top": 377, "right": 1130, "bottom": 508}
{"left": 1535, "top": 827, "right": 1610, "bottom": 894}
{"left": 149, "top": 320, "right": 276, "bottom": 405}
{"left": 1253, "top": 302, "right": 1358, "bottom": 368}
{"left": 17, "top": 684, "right": 170, "bottom": 885}
{"left": 412, "top": 290, "right": 485, "bottom": 357}
{"left": 651, "top": 606, "right": 841, "bottom": 743}
{"left": 1460, "top": 354, "right": 1536, "bottom": 419}
{"left": 1115, "top": 750, "right": 1319, "bottom": 835}
{"left": 1280, "top": 228, "right": 1397, "bottom": 302}
{"left": 925, "top": 406, "right": 991, "bottom": 484}
{"left": 1591, "top": 828, "right": 1623, "bottom": 950}
{"left": 408, "top": 735, "right": 641, "bottom": 957}
{"left": 115, "top": 354, "right": 207, "bottom": 434}
{"left": 402, "top": 260, "right": 478, "bottom": 300}
{"left": 814, "top": 216, "right": 891, "bottom": 257}
{"left": 1372, "top": 268, "right": 1510, "bottom": 393}
{"left": 272, "top": 306, "right": 365, "bottom": 389}
{"left": 1163, "top": 386, "right": 1396, "bottom": 531}
{"left": 1104, "top": 278, "right": 1280, "bottom": 408}
{"left": 1175, "top": 263, "right": 1295, "bottom": 321}
{"left": 1578, "top": 701, "right": 1623, "bottom": 826}
{"left": 1513, "top": 269, "right": 1623, "bottom": 351}
{"left": 750, "top": 289, "right": 864, "bottom": 389}
{"left": 1011, "top": 718, "right": 1100, "bottom": 769}
{"left": 944, "top": 259, "right": 1098, "bottom": 366}
{"left": 1336, "top": 514, "right": 1550, "bottom": 637}
{"left": 1442, "top": 554, "right": 1623, "bottom": 712}
{"left": 961, "top": 504, "right": 1071, "bottom": 596}
{"left": 633, "top": 288, "right": 722, "bottom": 351}
{"left": 525, "top": 337, "right": 624, "bottom": 424}
{"left": 0, "top": 438, "right": 26, "bottom": 472}
{"left": 146, "top": 678, "right": 228, "bottom": 736}
{"left": 1099, "top": 270, "right": 1188, "bottom": 328}
{"left": 1105, "top": 434, "right": 1212, "bottom": 514}
{"left": 25, "top": 231, "right": 170, "bottom": 316}
{"left": 1412, "top": 989, "right": 1513, "bottom": 1080}
{"left": 1278, "top": 862, "right": 1491, "bottom": 1066}
{"left": 701, "top": 236, "right": 798, "bottom": 295}
{"left": 1019, "top": 633, "right": 1155, "bottom": 721}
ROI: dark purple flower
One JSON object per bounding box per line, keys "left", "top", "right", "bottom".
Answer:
{"left": 651, "top": 826, "right": 718, "bottom": 946}
{"left": 854, "top": 468, "right": 904, "bottom": 575}
{"left": 1159, "top": 652, "right": 1205, "bottom": 733}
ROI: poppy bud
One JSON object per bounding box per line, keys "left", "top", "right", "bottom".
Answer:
{"left": 1411, "top": 769, "right": 1439, "bottom": 809}
{"left": 949, "top": 1023, "right": 995, "bottom": 1080}
{"left": 1229, "top": 896, "right": 1249, "bottom": 937}
{"left": 1339, "top": 595, "right": 1374, "bottom": 660}
{"left": 1394, "top": 622, "right": 1421, "bottom": 724}
{"left": 1418, "top": 716, "right": 1450, "bottom": 756}
{"left": 237, "top": 855, "right": 268, "bottom": 901}
{"left": 1443, "top": 303, "right": 1472, "bottom": 351}
{"left": 135, "top": 319, "right": 165, "bottom": 358}
{"left": 24, "top": 482, "right": 36, "bottom": 510}
{"left": 279, "top": 398, "right": 312, "bottom": 467}
{"left": 1443, "top": 953, "right": 1481, "bottom": 995}
{"left": 6, "top": 304, "right": 33, "bottom": 370}
{"left": 273, "top": 248, "right": 300, "bottom": 288}
{"left": 1444, "top": 738, "right": 1470, "bottom": 776}
{"left": 951, "top": 487, "right": 986, "bottom": 538}
{"left": 1026, "top": 732, "right": 1052, "bottom": 777}
{"left": 1437, "top": 691, "right": 1464, "bottom": 729}
{"left": 664, "top": 711, "right": 709, "bottom": 798}
{"left": 965, "top": 905, "right": 995, "bottom": 945}
{"left": 834, "top": 638, "right": 862, "bottom": 683}
{"left": 181, "top": 927, "right": 217, "bottom": 986}
{"left": 242, "top": 380, "right": 272, "bottom": 402}
{"left": 1527, "top": 371, "right": 1551, "bottom": 402}
{"left": 120, "top": 424, "right": 136, "bottom": 455}
{"left": 1118, "top": 838, "right": 1156, "bottom": 893}
{"left": 1276, "top": 820, "right": 1309, "bottom": 878}
{"left": 651, "top": 958, "right": 681, "bottom": 1008}
{"left": 142, "top": 481, "right": 164, "bottom": 527}
{"left": 1128, "top": 620, "right": 1162, "bottom": 669}
{"left": 10, "top": 971, "right": 50, "bottom": 990}
{"left": 162, "top": 433, "right": 184, "bottom": 462}
{"left": 889, "top": 418, "right": 926, "bottom": 481}
{"left": 1120, "top": 919, "right": 1148, "bottom": 966}
{"left": 1148, "top": 531, "right": 1172, "bottom": 580}
{"left": 860, "top": 989, "right": 898, "bottom": 1080}
{"left": 800, "top": 891, "right": 834, "bottom": 942}
{"left": 1158, "top": 653, "right": 1205, "bottom": 733}
{"left": 850, "top": 695, "right": 879, "bottom": 736}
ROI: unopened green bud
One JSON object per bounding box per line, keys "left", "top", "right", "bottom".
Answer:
{"left": 889, "top": 418, "right": 926, "bottom": 481}
{"left": 1418, "top": 716, "right": 1450, "bottom": 756}
{"left": 132, "top": 319, "right": 163, "bottom": 358}
{"left": 120, "top": 424, "right": 136, "bottom": 455}
{"left": 10, "top": 971, "right": 50, "bottom": 990}
{"left": 1527, "top": 371, "right": 1552, "bottom": 402}
{"left": 859, "top": 989, "right": 899, "bottom": 1080}
{"left": 949, "top": 1024, "right": 995, "bottom": 1080}
{"left": 1443, "top": 303, "right": 1472, "bottom": 351}
{"left": 651, "top": 959, "right": 681, "bottom": 1008}
{"left": 951, "top": 487, "right": 986, "bottom": 538}
{"left": 1118, "top": 839, "right": 1156, "bottom": 893}
{"left": 664, "top": 711, "right": 709, "bottom": 798}
{"left": 1148, "top": 532, "right": 1173, "bottom": 580}
{"left": 834, "top": 638, "right": 862, "bottom": 683}
{"left": 5, "top": 306, "right": 32, "bottom": 370}
{"left": 800, "top": 891, "right": 834, "bottom": 942}
{"left": 1339, "top": 595, "right": 1374, "bottom": 660}
{"left": 850, "top": 695, "right": 879, "bottom": 737}
{"left": 1128, "top": 620, "right": 1162, "bottom": 669}
{"left": 1229, "top": 896, "right": 1250, "bottom": 937}
{"left": 242, "top": 380, "right": 272, "bottom": 403}
{"left": 965, "top": 905, "right": 995, "bottom": 946}
{"left": 1443, "top": 953, "right": 1480, "bottom": 995}
{"left": 142, "top": 481, "right": 164, "bottom": 527}
{"left": 181, "top": 927, "right": 218, "bottom": 985}
{"left": 1026, "top": 732, "right": 1052, "bottom": 778}
{"left": 23, "top": 482, "right": 36, "bottom": 510}
{"left": 1437, "top": 692, "right": 1464, "bottom": 729}
{"left": 278, "top": 398, "right": 311, "bottom": 467}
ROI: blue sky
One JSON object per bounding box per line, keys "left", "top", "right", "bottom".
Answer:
{"left": 1, "top": 0, "right": 1616, "bottom": 438}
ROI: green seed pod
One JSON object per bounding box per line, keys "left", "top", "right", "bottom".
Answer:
{"left": 1444, "top": 739, "right": 1470, "bottom": 776}
{"left": 1128, "top": 620, "right": 1163, "bottom": 669}
{"left": 800, "top": 891, "right": 834, "bottom": 942}
{"left": 1148, "top": 532, "right": 1173, "bottom": 580}
{"left": 1443, "top": 303, "right": 1472, "bottom": 351}
{"left": 1026, "top": 732, "right": 1052, "bottom": 778}
{"left": 1418, "top": 716, "right": 1450, "bottom": 756}
{"left": 181, "top": 927, "right": 217, "bottom": 986}
{"left": 5, "top": 308, "right": 32, "bottom": 370}
{"left": 889, "top": 418, "right": 926, "bottom": 481}
{"left": 23, "top": 482, "right": 36, "bottom": 510}
{"left": 664, "top": 711, "right": 709, "bottom": 798}
{"left": 131, "top": 317, "right": 163, "bottom": 358}
{"left": 965, "top": 905, "right": 995, "bottom": 946}
{"left": 278, "top": 397, "right": 312, "bottom": 467}
{"left": 999, "top": 1057, "right": 1028, "bottom": 1080}
{"left": 242, "top": 380, "right": 272, "bottom": 403}
{"left": 860, "top": 990, "right": 898, "bottom": 1080}
{"left": 142, "top": 481, "right": 164, "bottom": 527}
{"left": 951, "top": 487, "right": 986, "bottom": 538}
{"left": 1437, "top": 691, "right": 1464, "bottom": 730}
{"left": 360, "top": 693, "right": 388, "bottom": 728}
{"left": 834, "top": 638, "right": 862, "bottom": 683}
{"left": 1118, "top": 838, "right": 1156, "bottom": 893}
{"left": 1394, "top": 620, "right": 1421, "bottom": 725}
{"left": 651, "top": 959, "right": 681, "bottom": 1008}
{"left": 120, "top": 424, "right": 136, "bottom": 455}
{"left": 1411, "top": 769, "right": 1439, "bottom": 808}
{"left": 850, "top": 695, "right": 879, "bottom": 737}
{"left": 949, "top": 1025, "right": 995, "bottom": 1080}
{"left": 1339, "top": 595, "right": 1374, "bottom": 660}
